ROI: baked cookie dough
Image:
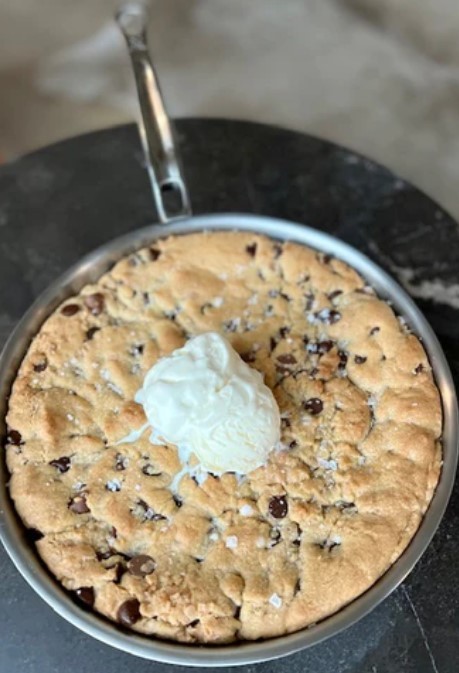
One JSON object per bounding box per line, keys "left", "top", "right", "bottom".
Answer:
{"left": 5, "top": 231, "right": 442, "bottom": 643}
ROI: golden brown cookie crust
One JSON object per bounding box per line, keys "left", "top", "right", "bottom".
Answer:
{"left": 5, "top": 232, "right": 442, "bottom": 643}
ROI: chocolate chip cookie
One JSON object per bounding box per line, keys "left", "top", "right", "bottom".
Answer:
{"left": 5, "top": 231, "right": 442, "bottom": 643}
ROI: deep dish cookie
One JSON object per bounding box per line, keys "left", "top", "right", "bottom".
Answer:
{"left": 5, "top": 231, "right": 442, "bottom": 643}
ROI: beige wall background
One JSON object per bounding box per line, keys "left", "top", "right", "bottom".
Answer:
{"left": 1, "top": 0, "right": 459, "bottom": 220}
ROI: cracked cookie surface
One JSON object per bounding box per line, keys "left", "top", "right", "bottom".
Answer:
{"left": 5, "top": 231, "right": 442, "bottom": 643}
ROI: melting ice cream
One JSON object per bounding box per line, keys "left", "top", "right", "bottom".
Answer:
{"left": 135, "top": 332, "right": 280, "bottom": 475}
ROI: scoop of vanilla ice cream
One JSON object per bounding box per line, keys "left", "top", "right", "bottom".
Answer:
{"left": 135, "top": 332, "right": 280, "bottom": 474}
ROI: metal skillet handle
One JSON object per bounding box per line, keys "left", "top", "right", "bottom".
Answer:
{"left": 116, "top": 2, "right": 191, "bottom": 223}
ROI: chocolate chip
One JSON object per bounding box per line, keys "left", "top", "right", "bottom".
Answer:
{"left": 338, "top": 350, "right": 348, "bottom": 367}
{"left": 115, "top": 453, "right": 128, "bottom": 471}
{"left": 130, "top": 344, "right": 144, "bottom": 356}
{"left": 279, "top": 292, "right": 291, "bottom": 302}
{"left": 137, "top": 499, "right": 166, "bottom": 521}
{"left": 281, "top": 417, "right": 291, "bottom": 429}
{"left": 292, "top": 525, "right": 302, "bottom": 547}
{"left": 273, "top": 243, "right": 282, "bottom": 258}
{"left": 245, "top": 243, "right": 257, "bottom": 257}
{"left": 68, "top": 494, "right": 90, "bottom": 514}
{"left": 276, "top": 353, "right": 297, "bottom": 365}
{"left": 240, "top": 351, "right": 256, "bottom": 364}
{"left": 117, "top": 598, "right": 141, "bottom": 626}
{"left": 315, "top": 308, "right": 341, "bottom": 324}
{"left": 128, "top": 555, "right": 156, "bottom": 577}
{"left": 150, "top": 248, "right": 161, "bottom": 261}
{"left": 173, "top": 495, "right": 183, "bottom": 508}
{"left": 319, "top": 538, "right": 341, "bottom": 552}
{"left": 414, "top": 363, "right": 424, "bottom": 374}
{"left": 7, "top": 429, "right": 23, "bottom": 445}
{"left": 49, "top": 456, "right": 71, "bottom": 473}
{"left": 354, "top": 355, "right": 367, "bottom": 364}
{"left": 75, "top": 587, "right": 95, "bottom": 608}
{"left": 33, "top": 359, "right": 48, "bottom": 372}
{"left": 275, "top": 365, "right": 290, "bottom": 377}
{"left": 96, "top": 549, "right": 113, "bottom": 561}
{"left": 289, "top": 440, "right": 298, "bottom": 449}
{"left": 114, "top": 562, "right": 126, "bottom": 583}
{"left": 84, "top": 293, "right": 105, "bottom": 316}
{"left": 61, "top": 304, "right": 80, "bottom": 317}
{"left": 327, "top": 290, "right": 342, "bottom": 301}
{"left": 223, "top": 319, "right": 238, "bottom": 333}
{"left": 279, "top": 326, "right": 290, "bottom": 339}
{"left": 268, "top": 495, "right": 288, "bottom": 519}
{"left": 234, "top": 606, "right": 241, "bottom": 619}
{"left": 303, "top": 398, "right": 323, "bottom": 415}
{"left": 269, "top": 336, "right": 278, "bottom": 352}
{"left": 26, "top": 528, "right": 44, "bottom": 542}
{"left": 187, "top": 619, "right": 200, "bottom": 628}
{"left": 317, "top": 340, "right": 334, "bottom": 355}
{"left": 85, "top": 326, "right": 100, "bottom": 341}
{"left": 322, "top": 253, "right": 333, "bottom": 264}
{"left": 142, "top": 464, "right": 161, "bottom": 477}
{"left": 200, "top": 302, "right": 212, "bottom": 315}
{"left": 305, "top": 293, "right": 315, "bottom": 311}
{"left": 337, "top": 500, "right": 357, "bottom": 513}
{"left": 370, "top": 326, "right": 380, "bottom": 336}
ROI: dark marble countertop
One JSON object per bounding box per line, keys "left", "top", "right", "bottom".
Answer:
{"left": 0, "top": 119, "right": 457, "bottom": 673}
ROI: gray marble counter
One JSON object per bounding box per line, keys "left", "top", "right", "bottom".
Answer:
{"left": 0, "top": 120, "right": 457, "bottom": 672}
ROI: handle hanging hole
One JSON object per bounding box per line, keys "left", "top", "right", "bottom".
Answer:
{"left": 157, "top": 180, "right": 189, "bottom": 222}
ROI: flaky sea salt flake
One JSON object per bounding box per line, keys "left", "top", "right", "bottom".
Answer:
{"left": 269, "top": 593, "right": 283, "bottom": 609}
{"left": 318, "top": 458, "right": 338, "bottom": 471}
{"left": 240, "top": 504, "right": 253, "bottom": 517}
{"left": 106, "top": 479, "right": 121, "bottom": 492}
{"left": 225, "top": 535, "right": 238, "bottom": 549}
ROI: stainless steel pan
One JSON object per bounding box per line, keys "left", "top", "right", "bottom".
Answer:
{"left": 0, "top": 2, "right": 457, "bottom": 667}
